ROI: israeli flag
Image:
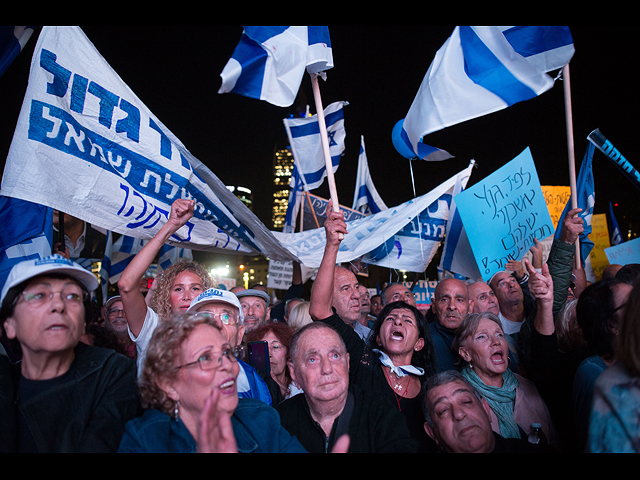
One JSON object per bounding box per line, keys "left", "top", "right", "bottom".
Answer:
{"left": 158, "top": 243, "right": 193, "bottom": 270}
{"left": 0, "top": 196, "right": 53, "bottom": 294}
{"left": 107, "top": 235, "right": 147, "bottom": 284}
{"left": 352, "top": 136, "right": 388, "bottom": 215}
{"left": 283, "top": 164, "right": 304, "bottom": 234}
{"left": 284, "top": 101, "right": 347, "bottom": 191}
{"left": 555, "top": 143, "right": 596, "bottom": 267}
{"left": 438, "top": 162, "right": 481, "bottom": 280}
{"left": 400, "top": 26, "right": 574, "bottom": 160}
{"left": 609, "top": 202, "right": 622, "bottom": 246}
{"left": 0, "top": 26, "right": 35, "bottom": 77}
{"left": 219, "top": 26, "right": 333, "bottom": 107}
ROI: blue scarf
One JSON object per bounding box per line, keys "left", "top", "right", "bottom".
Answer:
{"left": 461, "top": 365, "right": 521, "bottom": 439}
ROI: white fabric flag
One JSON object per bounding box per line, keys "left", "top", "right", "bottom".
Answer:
{"left": 1, "top": 26, "right": 298, "bottom": 263}
{"left": 283, "top": 101, "right": 347, "bottom": 191}
{"left": 352, "top": 136, "right": 388, "bottom": 215}
{"left": 273, "top": 162, "right": 475, "bottom": 271}
{"left": 402, "top": 26, "right": 574, "bottom": 158}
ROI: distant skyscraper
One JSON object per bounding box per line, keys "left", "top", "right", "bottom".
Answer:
{"left": 272, "top": 147, "right": 294, "bottom": 230}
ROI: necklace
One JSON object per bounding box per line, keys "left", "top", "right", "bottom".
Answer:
{"left": 384, "top": 366, "right": 411, "bottom": 411}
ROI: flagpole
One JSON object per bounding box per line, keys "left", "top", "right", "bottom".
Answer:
{"left": 310, "top": 74, "right": 342, "bottom": 232}
{"left": 563, "top": 63, "right": 582, "bottom": 269}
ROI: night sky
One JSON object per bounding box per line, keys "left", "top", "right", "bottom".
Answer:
{"left": 1, "top": 26, "right": 637, "bottom": 241}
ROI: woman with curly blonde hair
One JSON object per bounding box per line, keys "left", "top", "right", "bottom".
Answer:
{"left": 118, "top": 199, "right": 213, "bottom": 372}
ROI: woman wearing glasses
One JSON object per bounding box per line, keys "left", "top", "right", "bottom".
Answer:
{"left": 0, "top": 255, "right": 140, "bottom": 453}
{"left": 118, "top": 312, "right": 307, "bottom": 453}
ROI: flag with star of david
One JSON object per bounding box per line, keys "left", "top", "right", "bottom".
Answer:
{"left": 283, "top": 101, "right": 347, "bottom": 191}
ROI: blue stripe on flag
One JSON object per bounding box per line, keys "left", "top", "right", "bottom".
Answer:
{"left": 503, "top": 26, "right": 574, "bottom": 59}
{"left": 288, "top": 107, "right": 345, "bottom": 139}
{"left": 243, "top": 26, "right": 289, "bottom": 45}
{"left": 460, "top": 26, "right": 538, "bottom": 107}
{"left": 224, "top": 34, "right": 269, "bottom": 100}
{"left": 301, "top": 154, "right": 342, "bottom": 186}
{"left": 307, "top": 26, "right": 332, "bottom": 48}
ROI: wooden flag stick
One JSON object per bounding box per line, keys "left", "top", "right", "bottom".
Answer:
{"left": 563, "top": 63, "right": 582, "bottom": 270}
{"left": 305, "top": 191, "right": 321, "bottom": 229}
{"left": 310, "top": 73, "right": 341, "bottom": 217}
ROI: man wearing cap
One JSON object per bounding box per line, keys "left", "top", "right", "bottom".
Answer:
{"left": 235, "top": 289, "right": 271, "bottom": 335}
{"left": 103, "top": 296, "right": 136, "bottom": 360}
{"left": 0, "top": 255, "right": 140, "bottom": 453}
{"left": 188, "top": 288, "right": 273, "bottom": 406}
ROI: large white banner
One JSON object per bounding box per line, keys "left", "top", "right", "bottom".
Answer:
{"left": 273, "top": 163, "right": 475, "bottom": 271}
{"left": 1, "top": 26, "right": 297, "bottom": 262}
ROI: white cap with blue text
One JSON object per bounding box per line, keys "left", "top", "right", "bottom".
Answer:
{"left": 188, "top": 288, "right": 244, "bottom": 322}
{"left": 1, "top": 254, "right": 99, "bottom": 305}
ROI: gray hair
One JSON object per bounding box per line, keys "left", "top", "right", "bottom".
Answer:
{"left": 420, "top": 370, "right": 483, "bottom": 427}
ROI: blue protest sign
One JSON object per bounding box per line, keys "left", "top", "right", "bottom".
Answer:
{"left": 605, "top": 237, "right": 640, "bottom": 267}
{"left": 455, "top": 148, "right": 555, "bottom": 282}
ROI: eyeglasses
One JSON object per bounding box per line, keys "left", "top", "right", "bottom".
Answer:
{"left": 193, "top": 311, "right": 238, "bottom": 326}
{"left": 177, "top": 347, "right": 238, "bottom": 371}
{"left": 107, "top": 308, "right": 125, "bottom": 317}
{"left": 20, "top": 288, "right": 86, "bottom": 307}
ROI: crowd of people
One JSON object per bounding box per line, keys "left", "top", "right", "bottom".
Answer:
{"left": 1, "top": 197, "right": 639, "bottom": 453}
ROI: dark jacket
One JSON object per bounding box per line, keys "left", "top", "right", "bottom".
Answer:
{"left": 1, "top": 342, "right": 140, "bottom": 453}
{"left": 277, "top": 384, "right": 419, "bottom": 453}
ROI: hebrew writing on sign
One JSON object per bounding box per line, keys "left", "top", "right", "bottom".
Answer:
{"left": 454, "top": 148, "right": 555, "bottom": 282}
{"left": 605, "top": 237, "right": 640, "bottom": 267}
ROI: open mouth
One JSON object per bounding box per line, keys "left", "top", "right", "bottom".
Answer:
{"left": 490, "top": 350, "right": 505, "bottom": 364}
{"left": 390, "top": 329, "right": 405, "bottom": 341}
{"left": 219, "top": 379, "right": 236, "bottom": 394}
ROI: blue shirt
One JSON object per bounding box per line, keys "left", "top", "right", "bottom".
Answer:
{"left": 118, "top": 398, "right": 307, "bottom": 453}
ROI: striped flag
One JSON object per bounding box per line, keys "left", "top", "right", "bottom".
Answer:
{"left": 0, "top": 196, "right": 53, "bottom": 295}
{"left": 219, "top": 26, "right": 333, "bottom": 107}
{"left": 0, "top": 26, "right": 35, "bottom": 77}
{"left": 555, "top": 143, "right": 596, "bottom": 267}
{"left": 283, "top": 101, "right": 347, "bottom": 191}
{"left": 352, "top": 136, "right": 387, "bottom": 215}
{"left": 609, "top": 202, "right": 622, "bottom": 246}
{"left": 400, "top": 26, "right": 574, "bottom": 160}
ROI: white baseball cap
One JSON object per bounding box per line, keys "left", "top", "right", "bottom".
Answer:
{"left": 1, "top": 254, "right": 100, "bottom": 305}
{"left": 188, "top": 288, "right": 244, "bottom": 322}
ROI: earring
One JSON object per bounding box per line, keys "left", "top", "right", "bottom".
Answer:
{"left": 174, "top": 400, "right": 180, "bottom": 421}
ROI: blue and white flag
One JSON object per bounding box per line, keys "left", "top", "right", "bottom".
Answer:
{"left": 283, "top": 163, "right": 305, "bottom": 234}
{"left": 438, "top": 161, "right": 481, "bottom": 280}
{"left": 352, "top": 136, "right": 388, "bottom": 215}
{"left": 107, "top": 235, "right": 147, "bottom": 284}
{"left": 219, "top": 26, "right": 333, "bottom": 107}
{"left": 283, "top": 101, "right": 347, "bottom": 191}
{"left": 1, "top": 26, "right": 298, "bottom": 264}
{"left": 400, "top": 26, "right": 574, "bottom": 160}
{"left": 609, "top": 202, "right": 622, "bottom": 247}
{"left": 0, "top": 196, "right": 53, "bottom": 294}
{"left": 158, "top": 243, "right": 193, "bottom": 270}
{"left": 273, "top": 162, "right": 475, "bottom": 272}
{"left": 0, "top": 26, "right": 35, "bottom": 77}
{"left": 555, "top": 143, "right": 596, "bottom": 267}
